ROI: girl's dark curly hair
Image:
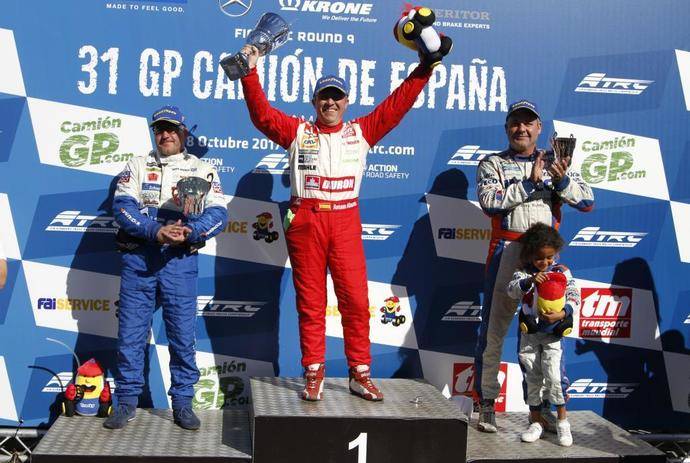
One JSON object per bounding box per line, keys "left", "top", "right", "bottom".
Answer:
{"left": 518, "top": 223, "right": 564, "bottom": 268}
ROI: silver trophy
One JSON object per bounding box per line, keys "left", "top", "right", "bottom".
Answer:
{"left": 221, "top": 12, "right": 290, "bottom": 81}
{"left": 548, "top": 133, "right": 577, "bottom": 167}
{"left": 177, "top": 176, "right": 211, "bottom": 218}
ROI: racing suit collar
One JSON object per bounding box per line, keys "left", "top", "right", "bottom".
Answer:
{"left": 152, "top": 149, "right": 189, "bottom": 165}
{"left": 315, "top": 119, "right": 344, "bottom": 133}
{"left": 508, "top": 148, "right": 538, "bottom": 161}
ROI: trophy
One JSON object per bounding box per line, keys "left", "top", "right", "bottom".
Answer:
{"left": 177, "top": 176, "right": 211, "bottom": 218}
{"left": 221, "top": 12, "right": 290, "bottom": 81}
{"left": 548, "top": 133, "right": 576, "bottom": 167}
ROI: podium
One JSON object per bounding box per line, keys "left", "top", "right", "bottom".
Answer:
{"left": 32, "top": 377, "right": 665, "bottom": 463}
{"left": 32, "top": 409, "right": 251, "bottom": 463}
{"left": 250, "top": 377, "right": 468, "bottom": 463}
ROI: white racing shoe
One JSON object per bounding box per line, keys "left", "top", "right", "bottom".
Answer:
{"left": 521, "top": 421, "right": 544, "bottom": 443}
{"left": 556, "top": 419, "right": 573, "bottom": 447}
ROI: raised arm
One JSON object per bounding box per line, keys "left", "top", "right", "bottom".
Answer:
{"left": 239, "top": 46, "right": 299, "bottom": 149}
{"left": 356, "top": 64, "right": 432, "bottom": 147}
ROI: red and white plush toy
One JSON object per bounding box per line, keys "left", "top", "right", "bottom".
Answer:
{"left": 393, "top": 6, "right": 453, "bottom": 67}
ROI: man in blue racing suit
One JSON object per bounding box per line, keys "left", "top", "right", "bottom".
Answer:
{"left": 104, "top": 106, "right": 227, "bottom": 430}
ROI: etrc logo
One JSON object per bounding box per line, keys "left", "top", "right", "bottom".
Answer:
{"left": 575, "top": 73, "right": 654, "bottom": 95}
{"left": 361, "top": 224, "right": 401, "bottom": 241}
{"left": 447, "top": 145, "right": 498, "bottom": 166}
{"left": 196, "top": 296, "right": 266, "bottom": 318}
{"left": 42, "top": 372, "right": 116, "bottom": 393}
{"left": 579, "top": 288, "right": 632, "bottom": 338}
{"left": 253, "top": 153, "right": 290, "bottom": 175}
{"left": 569, "top": 227, "right": 647, "bottom": 248}
{"left": 219, "top": 0, "right": 252, "bottom": 17}
{"left": 441, "top": 301, "right": 482, "bottom": 322}
{"left": 566, "top": 378, "right": 638, "bottom": 399}
{"left": 45, "top": 211, "right": 119, "bottom": 233}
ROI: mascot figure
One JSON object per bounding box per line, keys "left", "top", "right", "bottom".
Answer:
{"left": 518, "top": 272, "right": 574, "bottom": 338}
{"left": 394, "top": 6, "right": 453, "bottom": 67}
{"left": 62, "top": 358, "right": 112, "bottom": 417}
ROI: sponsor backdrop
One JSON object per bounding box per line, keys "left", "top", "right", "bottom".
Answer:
{"left": 0, "top": 0, "right": 689, "bottom": 432}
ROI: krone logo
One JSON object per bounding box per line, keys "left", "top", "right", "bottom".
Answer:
{"left": 279, "top": 0, "right": 301, "bottom": 10}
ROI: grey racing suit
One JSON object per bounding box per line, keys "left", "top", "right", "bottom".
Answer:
{"left": 473, "top": 149, "right": 593, "bottom": 402}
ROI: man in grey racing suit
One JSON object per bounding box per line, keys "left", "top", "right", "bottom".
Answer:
{"left": 473, "top": 100, "right": 594, "bottom": 433}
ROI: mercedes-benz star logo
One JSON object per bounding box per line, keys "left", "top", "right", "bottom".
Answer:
{"left": 219, "top": 0, "right": 253, "bottom": 17}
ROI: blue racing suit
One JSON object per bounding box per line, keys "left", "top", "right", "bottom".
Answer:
{"left": 112, "top": 150, "right": 227, "bottom": 409}
{"left": 473, "top": 149, "right": 593, "bottom": 402}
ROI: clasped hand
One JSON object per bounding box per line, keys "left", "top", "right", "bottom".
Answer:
{"left": 156, "top": 220, "right": 192, "bottom": 245}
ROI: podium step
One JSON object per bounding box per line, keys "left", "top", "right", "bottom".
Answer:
{"left": 32, "top": 409, "right": 252, "bottom": 463}
{"left": 250, "top": 377, "right": 468, "bottom": 463}
{"left": 466, "top": 410, "right": 665, "bottom": 463}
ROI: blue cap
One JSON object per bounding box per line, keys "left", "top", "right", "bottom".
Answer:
{"left": 506, "top": 100, "right": 540, "bottom": 120}
{"left": 313, "top": 75, "right": 349, "bottom": 99}
{"left": 150, "top": 105, "right": 185, "bottom": 127}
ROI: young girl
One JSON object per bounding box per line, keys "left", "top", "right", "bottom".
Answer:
{"left": 507, "top": 223, "right": 578, "bottom": 447}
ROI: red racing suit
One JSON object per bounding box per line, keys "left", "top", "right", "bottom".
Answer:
{"left": 241, "top": 65, "right": 431, "bottom": 367}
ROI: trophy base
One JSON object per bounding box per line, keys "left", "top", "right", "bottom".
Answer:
{"left": 221, "top": 53, "right": 250, "bottom": 81}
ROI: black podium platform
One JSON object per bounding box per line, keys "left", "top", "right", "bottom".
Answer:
{"left": 32, "top": 409, "right": 252, "bottom": 463}
{"left": 250, "top": 377, "right": 468, "bottom": 463}
{"left": 466, "top": 410, "right": 665, "bottom": 463}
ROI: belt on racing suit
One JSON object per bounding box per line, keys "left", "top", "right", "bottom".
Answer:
{"left": 290, "top": 196, "right": 359, "bottom": 212}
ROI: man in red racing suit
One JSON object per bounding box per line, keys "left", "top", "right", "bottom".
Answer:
{"left": 240, "top": 44, "right": 435, "bottom": 401}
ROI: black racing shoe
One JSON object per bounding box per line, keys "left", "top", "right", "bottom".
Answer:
{"left": 173, "top": 406, "right": 201, "bottom": 430}
{"left": 103, "top": 404, "right": 136, "bottom": 430}
{"left": 477, "top": 399, "right": 497, "bottom": 433}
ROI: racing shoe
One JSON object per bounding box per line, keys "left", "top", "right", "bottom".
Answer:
{"left": 477, "top": 399, "right": 497, "bottom": 433}
{"left": 103, "top": 403, "right": 136, "bottom": 429}
{"left": 529, "top": 400, "right": 557, "bottom": 433}
{"left": 173, "top": 406, "right": 201, "bottom": 430}
{"left": 556, "top": 419, "right": 573, "bottom": 447}
{"left": 349, "top": 365, "right": 383, "bottom": 401}
{"left": 302, "top": 363, "right": 325, "bottom": 401}
{"left": 520, "top": 421, "right": 544, "bottom": 443}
